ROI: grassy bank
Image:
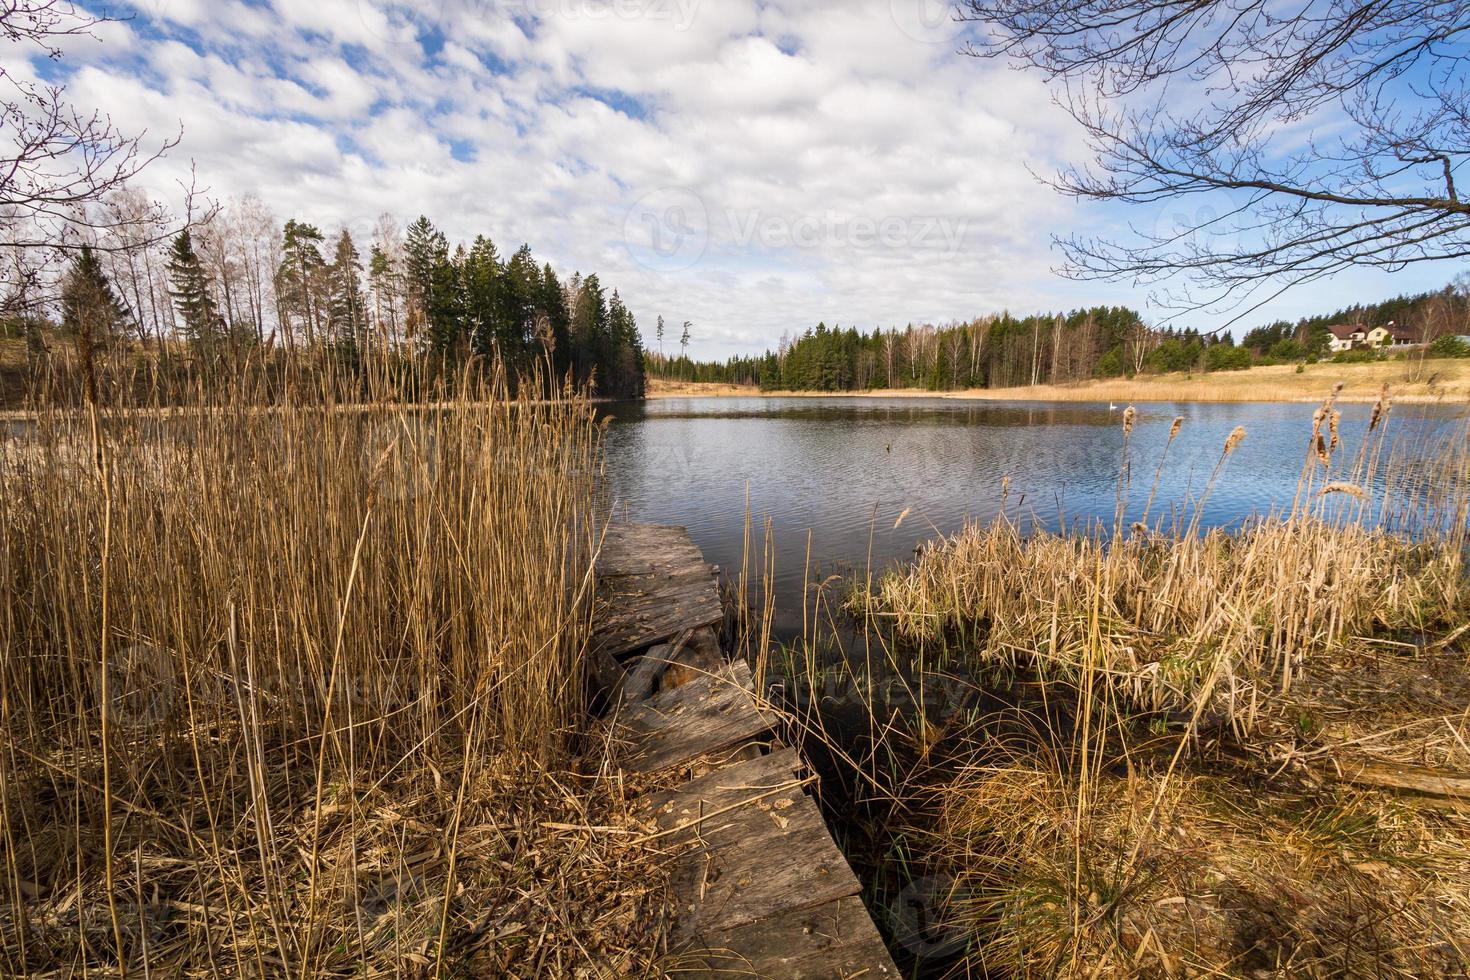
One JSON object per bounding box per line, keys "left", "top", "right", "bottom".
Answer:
{"left": 651, "top": 357, "right": 1470, "bottom": 403}
{"left": 761, "top": 388, "right": 1470, "bottom": 977}
{"left": 0, "top": 361, "right": 670, "bottom": 976}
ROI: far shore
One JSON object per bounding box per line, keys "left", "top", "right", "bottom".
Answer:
{"left": 647, "top": 358, "right": 1470, "bottom": 405}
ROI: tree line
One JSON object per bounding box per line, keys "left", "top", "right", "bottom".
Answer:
{"left": 646, "top": 282, "right": 1470, "bottom": 393}
{"left": 7, "top": 196, "right": 647, "bottom": 402}
{"left": 646, "top": 307, "right": 1243, "bottom": 391}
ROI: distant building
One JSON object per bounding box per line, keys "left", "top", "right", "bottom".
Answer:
{"left": 1328, "top": 320, "right": 1418, "bottom": 351}
{"left": 1386, "top": 321, "right": 1421, "bottom": 346}
{"left": 1326, "top": 323, "right": 1366, "bottom": 352}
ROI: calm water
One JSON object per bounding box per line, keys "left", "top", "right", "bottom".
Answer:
{"left": 602, "top": 396, "right": 1469, "bottom": 630}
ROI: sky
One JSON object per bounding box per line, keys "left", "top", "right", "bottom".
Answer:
{"left": 30, "top": 0, "right": 1461, "bottom": 358}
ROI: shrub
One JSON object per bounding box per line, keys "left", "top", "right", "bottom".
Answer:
{"left": 1428, "top": 335, "right": 1470, "bottom": 358}
{"left": 1203, "top": 344, "right": 1251, "bottom": 372}
{"left": 1332, "top": 347, "right": 1383, "bottom": 364}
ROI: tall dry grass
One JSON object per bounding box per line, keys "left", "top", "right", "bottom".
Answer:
{"left": 0, "top": 357, "right": 667, "bottom": 976}
{"left": 856, "top": 389, "right": 1469, "bottom": 734}
{"left": 770, "top": 387, "right": 1470, "bottom": 977}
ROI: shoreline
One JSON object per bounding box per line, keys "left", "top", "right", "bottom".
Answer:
{"left": 647, "top": 359, "right": 1470, "bottom": 405}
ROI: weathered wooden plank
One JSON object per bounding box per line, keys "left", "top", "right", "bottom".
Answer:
{"left": 637, "top": 748, "right": 807, "bottom": 847}
{"left": 665, "top": 788, "right": 862, "bottom": 941}
{"left": 1330, "top": 760, "right": 1470, "bottom": 801}
{"left": 613, "top": 661, "right": 772, "bottom": 774}
{"left": 597, "top": 523, "right": 709, "bottom": 579}
{"left": 599, "top": 523, "right": 899, "bottom": 977}
{"left": 593, "top": 567, "right": 724, "bottom": 658}
{"left": 681, "top": 896, "right": 899, "bottom": 979}
{"left": 593, "top": 523, "right": 723, "bottom": 658}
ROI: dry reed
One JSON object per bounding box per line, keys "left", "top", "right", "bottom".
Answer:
{"left": 0, "top": 357, "right": 670, "bottom": 976}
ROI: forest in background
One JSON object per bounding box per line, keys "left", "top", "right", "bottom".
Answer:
{"left": 647, "top": 283, "right": 1470, "bottom": 392}
{"left": 3, "top": 195, "right": 646, "bottom": 404}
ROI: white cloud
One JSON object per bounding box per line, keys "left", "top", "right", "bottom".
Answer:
{"left": 47, "top": 0, "right": 1444, "bottom": 358}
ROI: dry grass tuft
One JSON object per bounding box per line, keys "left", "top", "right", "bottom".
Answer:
{"left": 923, "top": 752, "right": 1470, "bottom": 978}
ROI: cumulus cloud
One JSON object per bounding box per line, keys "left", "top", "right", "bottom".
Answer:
{"left": 47, "top": 0, "right": 1436, "bottom": 356}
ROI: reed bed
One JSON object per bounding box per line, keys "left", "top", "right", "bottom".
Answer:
{"left": 855, "top": 391, "right": 1469, "bottom": 735}
{"left": 770, "top": 387, "right": 1470, "bottom": 977}
{"left": 0, "top": 361, "right": 670, "bottom": 976}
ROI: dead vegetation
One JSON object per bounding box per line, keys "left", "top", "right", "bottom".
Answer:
{"left": 777, "top": 385, "right": 1470, "bottom": 978}
{"left": 0, "top": 359, "right": 672, "bottom": 976}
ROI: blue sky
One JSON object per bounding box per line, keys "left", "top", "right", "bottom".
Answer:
{"left": 33, "top": 0, "right": 1462, "bottom": 357}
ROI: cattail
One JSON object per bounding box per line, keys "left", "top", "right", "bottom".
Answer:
{"left": 1319, "top": 482, "right": 1368, "bottom": 500}
{"left": 1122, "top": 405, "right": 1136, "bottom": 436}
{"left": 1224, "top": 426, "right": 1246, "bottom": 454}
{"left": 1168, "top": 416, "right": 1183, "bottom": 440}
{"left": 1369, "top": 383, "right": 1391, "bottom": 432}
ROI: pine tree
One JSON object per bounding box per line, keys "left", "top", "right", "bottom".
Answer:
{"left": 656, "top": 314, "right": 665, "bottom": 357}
{"left": 166, "top": 230, "right": 223, "bottom": 356}
{"left": 277, "top": 220, "right": 327, "bottom": 347}
{"left": 680, "top": 320, "right": 691, "bottom": 359}
{"left": 326, "top": 229, "right": 366, "bottom": 355}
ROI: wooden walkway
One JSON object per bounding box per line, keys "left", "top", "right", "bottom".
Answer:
{"left": 593, "top": 523, "right": 898, "bottom": 979}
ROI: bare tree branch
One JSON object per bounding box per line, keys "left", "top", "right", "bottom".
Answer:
{"left": 959, "top": 0, "right": 1470, "bottom": 314}
{"left": 0, "top": 0, "right": 181, "bottom": 251}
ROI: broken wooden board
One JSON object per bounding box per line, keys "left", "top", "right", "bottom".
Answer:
{"left": 593, "top": 569, "right": 724, "bottom": 659}
{"left": 637, "top": 747, "right": 809, "bottom": 846}
{"left": 641, "top": 750, "right": 899, "bottom": 976}
{"left": 687, "top": 896, "right": 898, "bottom": 979}
{"left": 1331, "top": 759, "right": 1470, "bottom": 801}
{"left": 596, "top": 523, "right": 899, "bottom": 977}
{"left": 593, "top": 523, "right": 724, "bottom": 658}
{"left": 611, "top": 660, "right": 772, "bottom": 774}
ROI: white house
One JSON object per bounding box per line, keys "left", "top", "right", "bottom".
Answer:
{"left": 1326, "top": 323, "right": 1366, "bottom": 352}
{"left": 1328, "top": 320, "right": 1419, "bottom": 351}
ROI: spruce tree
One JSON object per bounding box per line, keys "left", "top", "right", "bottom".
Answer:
{"left": 166, "top": 230, "right": 222, "bottom": 356}
{"left": 402, "top": 216, "right": 447, "bottom": 339}
{"left": 62, "top": 245, "right": 130, "bottom": 343}
{"left": 62, "top": 245, "right": 131, "bottom": 396}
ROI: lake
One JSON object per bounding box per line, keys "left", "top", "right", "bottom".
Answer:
{"left": 602, "top": 396, "right": 1469, "bottom": 634}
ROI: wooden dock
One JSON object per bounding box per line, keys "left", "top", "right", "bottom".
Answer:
{"left": 592, "top": 523, "right": 898, "bottom": 979}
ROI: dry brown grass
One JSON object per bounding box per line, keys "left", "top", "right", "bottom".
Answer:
{"left": 860, "top": 518, "right": 1465, "bottom": 732}
{"left": 922, "top": 752, "right": 1470, "bottom": 977}
{"left": 655, "top": 357, "right": 1470, "bottom": 403}
{"left": 773, "top": 389, "right": 1470, "bottom": 978}
{"left": 855, "top": 393, "right": 1470, "bottom": 733}
{"left": 645, "top": 377, "right": 760, "bottom": 398}
{"left": 0, "top": 359, "right": 672, "bottom": 976}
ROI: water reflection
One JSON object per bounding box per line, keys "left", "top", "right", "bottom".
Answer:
{"left": 601, "top": 396, "right": 1469, "bottom": 632}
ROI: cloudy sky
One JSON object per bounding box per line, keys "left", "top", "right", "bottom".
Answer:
{"left": 36, "top": 0, "right": 1456, "bottom": 358}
